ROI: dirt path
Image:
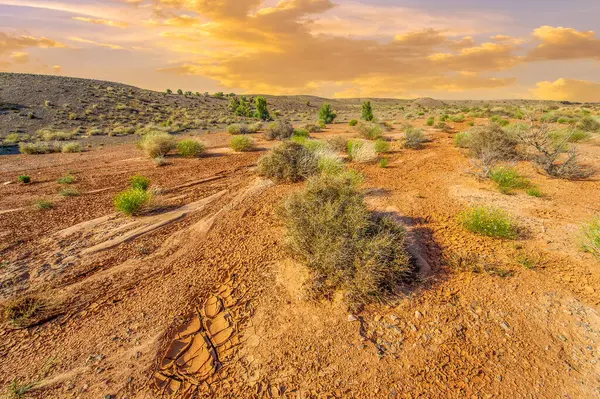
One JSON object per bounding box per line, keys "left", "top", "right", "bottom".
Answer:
{"left": 1, "top": 127, "right": 600, "bottom": 398}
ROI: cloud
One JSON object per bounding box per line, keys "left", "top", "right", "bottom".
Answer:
{"left": 73, "top": 16, "right": 129, "bottom": 28}
{"left": 0, "top": 32, "right": 66, "bottom": 56}
{"left": 10, "top": 51, "right": 30, "bottom": 64}
{"left": 528, "top": 26, "right": 600, "bottom": 61}
{"left": 69, "top": 37, "right": 126, "bottom": 50}
{"left": 532, "top": 78, "right": 600, "bottom": 102}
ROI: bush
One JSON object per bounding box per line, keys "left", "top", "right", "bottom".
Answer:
{"left": 61, "top": 142, "right": 82, "bottom": 153}
{"left": 318, "top": 103, "right": 337, "bottom": 124}
{"left": 581, "top": 217, "right": 600, "bottom": 260}
{"left": 3, "top": 296, "right": 44, "bottom": 328}
{"left": 576, "top": 116, "right": 600, "bottom": 132}
{"left": 348, "top": 140, "right": 377, "bottom": 163}
{"left": 374, "top": 139, "right": 390, "bottom": 153}
{"left": 19, "top": 141, "right": 62, "bottom": 155}
{"left": 18, "top": 175, "right": 30, "bottom": 184}
{"left": 247, "top": 122, "right": 263, "bottom": 133}
{"left": 349, "top": 119, "right": 358, "bottom": 127}
{"left": 355, "top": 121, "right": 383, "bottom": 140}
{"left": 60, "top": 187, "right": 80, "bottom": 197}
{"left": 57, "top": 174, "right": 75, "bottom": 184}
{"left": 114, "top": 188, "right": 152, "bottom": 216}
{"left": 454, "top": 131, "right": 472, "bottom": 148}
{"left": 293, "top": 129, "right": 310, "bottom": 138}
{"left": 4, "top": 133, "right": 19, "bottom": 144}
{"left": 265, "top": 119, "right": 294, "bottom": 140}
{"left": 279, "top": 174, "right": 412, "bottom": 306}
{"left": 459, "top": 206, "right": 517, "bottom": 238}
{"left": 35, "top": 199, "right": 53, "bottom": 210}
{"left": 230, "top": 135, "right": 256, "bottom": 152}
{"left": 549, "top": 128, "right": 591, "bottom": 143}
{"left": 258, "top": 142, "right": 318, "bottom": 182}
{"left": 227, "top": 124, "right": 248, "bottom": 135}
{"left": 379, "top": 158, "right": 389, "bottom": 168}
{"left": 326, "top": 136, "right": 348, "bottom": 152}
{"left": 303, "top": 123, "right": 321, "bottom": 133}
{"left": 404, "top": 128, "right": 426, "bottom": 149}
{"left": 130, "top": 174, "right": 150, "bottom": 191}
{"left": 177, "top": 139, "right": 205, "bottom": 157}
{"left": 489, "top": 166, "right": 530, "bottom": 194}
{"left": 361, "top": 101, "right": 374, "bottom": 121}
{"left": 426, "top": 117, "right": 435, "bottom": 126}
{"left": 138, "top": 132, "right": 176, "bottom": 158}
{"left": 37, "top": 129, "right": 75, "bottom": 141}
{"left": 526, "top": 187, "right": 544, "bottom": 198}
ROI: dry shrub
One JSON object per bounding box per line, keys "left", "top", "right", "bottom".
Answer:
{"left": 279, "top": 174, "right": 413, "bottom": 307}
{"left": 61, "top": 142, "right": 83, "bottom": 153}
{"left": 516, "top": 123, "right": 595, "bottom": 180}
{"left": 2, "top": 295, "right": 45, "bottom": 328}
{"left": 355, "top": 121, "right": 383, "bottom": 140}
{"left": 347, "top": 140, "right": 377, "bottom": 163}
{"left": 258, "top": 142, "right": 318, "bottom": 182}
{"left": 463, "top": 124, "right": 519, "bottom": 175}
{"left": 138, "top": 132, "right": 176, "bottom": 158}
{"left": 326, "top": 136, "right": 348, "bottom": 152}
{"left": 265, "top": 119, "right": 294, "bottom": 140}
{"left": 19, "top": 141, "right": 62, "bottom": 155}
{"left": 404, "top": 127, "right": 426, "bottom": 149}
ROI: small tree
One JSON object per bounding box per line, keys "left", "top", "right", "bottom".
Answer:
{"left": 361, "top": 101, "right": 374, "bottom": 121}
{"left": 177, "top": 89, "right": 183, "bottom": 95}
{"left": 318, "top": 103, "right": 337, "bottom": 124}
{"left": 255, "top": 96, "right": 271, "bottom": 121}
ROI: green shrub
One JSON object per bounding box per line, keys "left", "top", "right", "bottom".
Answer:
{"left": 581, "top": 217, "right": 600, "bottom": 260}
{"left": 247, "top": 122, "right": 263, "bottom": 133}
{"left": 177, "top": 139, "right": 205, "bottom": 157}
{"left": 265, "top": 119, "right": 294, "bottom": 140}
{"left": 37, "top": 128, "right": 75, "bottom": 141}
{"left": 57, "top": 174, "right": 75, "bottom": 184}
{"left": 349, "top": 119, "right": 358, "bottom": 127}
{"left": 489, "top": 167, "right": 530, "bottom": 194}
{"left": 347, "top": 140, "right": 377, "bottom": 163}
{"left": 379, "top": 158, "right": 389, "bottom": 168}
{"left": 361, "top": 101, "right": 374, "bottom": 121}
{"left": 255, "top": 96, "right": 270, "bottom": 121}
{"left": 374, "top": 139, "right": 390, "bottom": 153}
{"left": 454, "top": 131, "right": 472, "bottom": 148}
{"left": 279, "top": 173, "right": 412, "bottom": 306}
{"left": 526, "top": 187, "right": 544, "bottom": 198}
{"left": 450, "top": 114, "right": 465, "bottom": 123}
{"left": 426, "top": 117, "right": 435, "bottom": 126}
{"left": 61, "top": 142, "right": 83, "bottom": 153}
{"left": 35, "top": 199, "right": 53, "bottom": 210}
{"left": 114, "top": 188, "right": 152, "bottom": 216}
{"left": 130, "top": 174, "right": 150, "bottom": 191}
{"left": 227, "top": 124, "right": 248, "bottom": 135}
{"left": 318, "top": 103, "right": 337, "bottom": 124}
{"left": 459, "top": 206, "right": 517, "bottom": 239}
{"left": 293, "top": 129, "right": 310, "bottom": 138}
{"left": 549, "top": 128, "right": 591, "bottom": 143}
{"left": 576, "top": 116, "right": 600, "bottom": 132}
{"left": 303, "top": 123, "right": 321, "bottom": 133}
{"left": 4, "top": 133, "right": 19, "bottom": 144}
{"left": 18, "top": 175, "right": 31, "bottom": 184}
{"left": 19, "top": 141, "right": 62, "bottom": 155}
{"left": 404, "top": 128, "right": 426, "bottom": 149}
{"left": 258, "top": 142, "right": 318, "bottom": 182}
{"left": 138, "top": 132, "right": 176, "bottom": 158}
{"left": 230, "top": 135, "right": 256, "bottom": 152}
{"left": 355, "top": 121, "right": 383, "bottom": 140}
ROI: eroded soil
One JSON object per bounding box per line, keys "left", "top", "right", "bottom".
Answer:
{"left": 1, "top": 123, "right": 600, "bottom": 398}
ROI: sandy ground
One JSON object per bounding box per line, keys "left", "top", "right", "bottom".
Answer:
{"left": 1, "top": 123, "right": 600, "bottom": 398}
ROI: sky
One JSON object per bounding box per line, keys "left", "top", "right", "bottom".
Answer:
{"left": 1, "top": 0, "right": 599, "bottom": 100}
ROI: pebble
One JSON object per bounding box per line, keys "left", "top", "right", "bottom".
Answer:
{"left": 3, "top": 181, "right": 12, "bottom": 185}
{"left": 348, "top": 314, "right": 359, "bottom": 322}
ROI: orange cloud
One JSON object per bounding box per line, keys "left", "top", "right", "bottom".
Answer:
{"left": 528, "top": 26, "right": 600, "bottom": 61}
{"left": 0, "top": 33, "right": 66, "bottom": 56}
{"left": 69, "top": 37, "right": 126, "bottom": 50}
{"left": 532, "top": 78, "right": 600, "bottom": 102}
{"left": 73, "top": 16, "right": 129, "bottom": 28}
{"left": 10, "top": 51, "right": 30, "bottom": 64}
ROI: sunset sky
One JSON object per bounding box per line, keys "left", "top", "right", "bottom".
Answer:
{"left": 1, "top": 0, "right": 599, "bottom": 100}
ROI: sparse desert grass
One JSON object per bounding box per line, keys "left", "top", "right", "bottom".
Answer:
{"left": 459, "top": 206, "right": 518, "bottom": 239}
{"left": 581, "top": 217, "right": 600, "bottom": 260}
{"left": 138, "top": 132, "right": 176, "bottom": 158}
{"left": 489, "top": 166, "right": 530, "bottom": 194}
{"left": 259, "top": 142, "right": 318, "bottom": 182}
{"left": 177, "top": 139, "right": 205, "bottom": 157}
{"left": 230, "top": 135, "right": 256, "bottom": 152}
{"left": 34, "top": 199, "right": 53, "bottom": 210}
{"left": 550, "top": 128, "right": 591, "bottom": 143}
{"left": 59, "top": 187, "right": 80, "bottom": 197}
{"left": 265, "top": 119, "right": 294, "bottom": 140}
{"left": 355, "top": 121, "right": 383, "bottom": 140}
{"left": 18, "top": 175, "right": 30, "bottom": 184}
{"left": 2, "top": 295, "right": 44, "bottom": 328}
{"left": 347, "top": 140, "right": 377, "bottom": 163}
{"left": 279, "top": 173, "right": 412, "bottom": 307}
{"left": 57, "top": 174, "right": 75, "bottom": 184}
{"left": 19, "top": 141, "right": 62, "bottom": 155}
{"left": 374, "top": 139, "right": 390, "bottom": 153}
{"left": 6, "top": 379, "right": 35, "bottom": 399}
{"left": 114, "top": 188, "right": 152, "bottom": 216}
{"left": 404, "top": 127, "right": 426, "bottom": 149}
{"left": 61, "top": 142, "right": 82, "bottom": 153}
{"left": 130, "top": 174, "right": 150, "bottom": 191}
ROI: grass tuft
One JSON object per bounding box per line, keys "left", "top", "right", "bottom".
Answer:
{"left": 230, "top": 135, "right": 256, "bottom": 152}
{"left": 177, "top": 139, "right": 205, "bottom": 157}
{"left": 114, "top": 188, "right": 152, "bottom": 216}
{"left": 581, "top": 217, "right": 600, "bottom": 260}
{"left": 489, "top": 166, "right": 530, "bottom": 194}
{"left": 130, "top": 174, "right": 150, "bottom": 191}
{"left": 459, "top": 206, "right": 518, "bottom": 239}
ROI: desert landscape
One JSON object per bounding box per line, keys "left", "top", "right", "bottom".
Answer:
{"left": 0, "top": 72, "right": 599, "bottom": 398}
{"left": 2, "top": 0, "right": 600, "bottom": 397}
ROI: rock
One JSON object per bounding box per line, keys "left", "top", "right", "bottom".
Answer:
{"left": 348, "top": 314, "right": 359, "bottom": 322}
{"left": 3, "top": 181, "right": 12, "bottom": 185}
{"left": 415, "top": 311, "right": 422, "bottom": 319}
